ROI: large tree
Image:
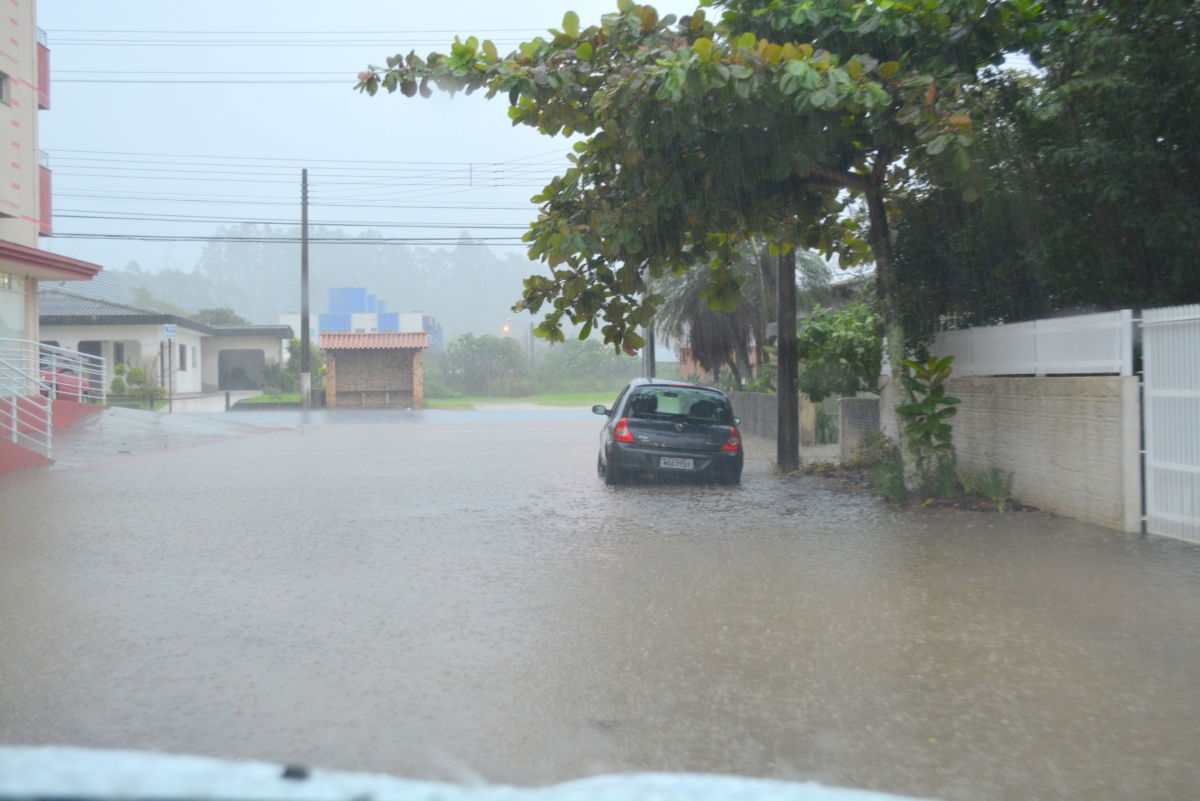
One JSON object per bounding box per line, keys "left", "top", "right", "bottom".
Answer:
{"left": 891, "top": 0, "right": 1200, "bottom": 340}
{"left": 359, "top": 0, "right": 1039, "bottom": 479}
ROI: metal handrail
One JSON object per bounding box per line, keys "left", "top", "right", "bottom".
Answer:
{"left": 0, "top": 357, "right": 53, "bottom": 457}
{"left": 0, "top": 338, "right": 107, "bottom": 405}
{"left": 0, "top": 339, "right": 107, "bottom": 460}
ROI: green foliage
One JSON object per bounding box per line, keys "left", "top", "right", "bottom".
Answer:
{"left": 892, "top": 1, "right": 1200, "bottom": 338}
{"left": 871, "top": 457, "right": 908, "bottom": 503}
{"left": 795, "top": 303, "right": 884, "bottom": 402}
{"left": 814, "top": 410, "right": 839, "bottom": 445}
{"left": 194, "top": 306, "right": 251, "bottom": 326}
{"left": 896, "top": 355, "right": 961, "bottom": 484}
{"left": 121, "top": 361, "right": 164, "bottom": 410}
{"left": 284, "top": 339, "right": 324, "bottom": 390}
{"left": 851, "top": 430, "right": 898, "bottom": 467}
{"left": 931, "top": 455, "right": 963, "bottom": 499}
{"left": 440, "top": 334, "right": 530, "bottom": 396}
{"left": 260, "top": 361, "right": 294, "bottom": 398}
{"left": 743, "top": 360, "right": 777, "bottom": 393}
{"left": 536, "top": 338, "right": 642, "bottom": 392}
{"left": 971, "top": 466, "right": 1016, "bottom": 512}
{"left": 109, "top": 377, "right": 126, "bottom": 395}
{"left": 359, "top": 1, "right": 1030, "bottom": 351}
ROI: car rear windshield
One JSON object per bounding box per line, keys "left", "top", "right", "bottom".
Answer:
{"left": 627, "top": 387, "right": 733, "bottom": 424}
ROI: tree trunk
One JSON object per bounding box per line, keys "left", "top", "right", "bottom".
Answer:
{"left": 863, "top": 170, "right": 920, "bottom": 493}
{"left": 776, "top": 248, "right": 800, "bottom": 472}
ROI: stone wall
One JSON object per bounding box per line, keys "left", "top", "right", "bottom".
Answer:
{"left": 326, "top": 349, "right": 420, "bottom": 408}
{"left": 880, "top": 375, "right": 1141, "bottom": 532}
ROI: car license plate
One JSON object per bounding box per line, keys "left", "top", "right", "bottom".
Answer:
{"left": 660, "top": 456, "right": 694, "bottom": 470}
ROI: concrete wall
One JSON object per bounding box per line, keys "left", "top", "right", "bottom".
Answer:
{"left": 880, "top": 375, "right": 1141, "bottom": 532}
{"left": 729, "top": 392, "right": 779, "bottom": 440}
{"left": 838, "top": 398, "right": 881, "bottom": 463}
{"left": 729, "top": 391, "right": 825, "bottom": 443}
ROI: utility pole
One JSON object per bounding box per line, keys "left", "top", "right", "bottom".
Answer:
{"left": 776, "top": 249, "right": 800, "bottom": 471}
{"left": 643, "top": 321, "right": 657, "bottom": 379}
{"left": 300, "top": 169, "right": 311, "bottom": 409}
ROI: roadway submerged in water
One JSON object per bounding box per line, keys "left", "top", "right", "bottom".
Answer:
{"left": 1, "top": 408, "right": 1198, "bottom": 801}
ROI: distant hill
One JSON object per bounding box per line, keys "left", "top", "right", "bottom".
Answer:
{"left": 100, "top": 226, "right": 540, "bottom": 339}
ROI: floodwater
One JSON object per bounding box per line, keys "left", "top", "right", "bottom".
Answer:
{"left": 1, "top": 407, "right": 1198, "bottom": 801}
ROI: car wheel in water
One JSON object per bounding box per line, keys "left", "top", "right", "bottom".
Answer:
{"left": 601, "top": 455, "right": 625, "bottom": 486}
{"left": 718, "top": 470, "right": 741, "bottom": 486}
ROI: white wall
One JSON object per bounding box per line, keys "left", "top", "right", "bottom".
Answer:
{"left": 40, "top": 323, "right": 206, "bottom": 394}
{"left": 881, "top": 375, "right": 1141, "bottom": 532}
{"left": 200, "top": 336, "right": 284, "bottom": 392}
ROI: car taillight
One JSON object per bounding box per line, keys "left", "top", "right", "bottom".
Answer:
{"left": 722, "top": 426, "right": 741, "bottom": 451}
{"left": 613, "top": 418, "right": 635, "bottom": 443}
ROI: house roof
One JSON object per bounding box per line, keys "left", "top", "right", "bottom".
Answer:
{"left": 38, "top": 289, "right": 294, "bottom": 339}
{"left": 209, "top": 324, "right": 295, "bottom": 338}
{"left": 39, "top": 289, "right": 162, "bottom": 318}
{"left": 321, "top": 331, "right": 428, "bottom": 350}
{"left": 39, "top": 289, "right": 211, "bottom": 333}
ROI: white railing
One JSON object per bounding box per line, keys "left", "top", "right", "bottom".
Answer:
{"left": 0, "top": 339, "right": 107, "bottom": 460}
{"left": 0, "top": 338, "right": 107, "bottom": 404}
{"left": 0, "top": 355, "right": 53, "bottom": 457}
{"left": 931, "top": 310, "right": 1134, "bottom": 377}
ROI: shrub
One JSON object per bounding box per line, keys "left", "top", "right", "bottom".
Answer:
{"left": 871, "top": 457, "right": 907, "bottom": 503}
{"left": 972, "top": 467, "right": 1016, "bottom": 512}
{"left": 931, "top": 456, "right": 962, "bottom": 499}
{"left": 851, "top": 431, "right": 898, "bottom": 467}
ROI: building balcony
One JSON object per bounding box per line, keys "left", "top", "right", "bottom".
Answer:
{"left": 37, "top": 30, "right": 50, "bottom": 110}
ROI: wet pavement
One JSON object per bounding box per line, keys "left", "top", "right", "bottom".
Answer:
{"left": 1, "top": 407, "right": 1199, "bottom": 801}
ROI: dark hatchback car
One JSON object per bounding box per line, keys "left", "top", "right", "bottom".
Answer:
{"left": 593, "top": 378, "right": 744, "bottom": 485}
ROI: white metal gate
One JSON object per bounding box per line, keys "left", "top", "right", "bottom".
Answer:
{"left": 1142, "top": 304, "right": 1200, "bottom": 543}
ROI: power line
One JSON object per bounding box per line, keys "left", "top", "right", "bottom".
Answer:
{"left": 57, "top": 211, "right": 528, "bottom": 230}
{"left": 52, "top": 232, "right": 527, "bottom": 245}
{"left": 47, "top": 147, "right": 570, "bottom": 167}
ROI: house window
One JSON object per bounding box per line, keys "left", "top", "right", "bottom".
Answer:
{"left": 113, "top": 342, "right": 125, "bottom": 365}
{"left": 179, "top": 344, "right": 187, "bottom": 371}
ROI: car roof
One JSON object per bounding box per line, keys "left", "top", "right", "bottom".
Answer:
{"left": 627, "top": 377, "right": 727, "bottom": 395}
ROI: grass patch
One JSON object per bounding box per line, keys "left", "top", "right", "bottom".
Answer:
{"left": 239, "top": 392, "right": 300, "bottom": 404}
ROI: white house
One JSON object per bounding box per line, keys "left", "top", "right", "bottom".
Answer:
{"left": 39, "top": 289, "right": 293, "bottom": 393}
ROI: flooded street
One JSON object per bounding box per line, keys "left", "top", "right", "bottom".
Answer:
{"left": 2, "top": 408, "right": 1198, "bottom": 801}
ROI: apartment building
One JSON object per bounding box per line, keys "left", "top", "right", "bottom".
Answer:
{"left": 1, "top": 2, "right": 102, "bottom": 341}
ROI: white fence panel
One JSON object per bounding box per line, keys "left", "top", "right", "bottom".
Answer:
{"left": 1142, "top": 303, "right": 1200, "bottom": 543}
{"left": 932, "top": 310, "right": 1133, "bottom": 376}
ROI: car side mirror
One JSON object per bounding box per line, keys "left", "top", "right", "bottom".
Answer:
{"left": 734, "top": 417, "right": 741, "bottom": 425}
{"left": 592, "top": 404, "right": 609, "bottom": 416}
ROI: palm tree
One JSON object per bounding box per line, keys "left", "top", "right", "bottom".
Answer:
{"left": 654, "top": 241, "right": 834, "bottom": 387}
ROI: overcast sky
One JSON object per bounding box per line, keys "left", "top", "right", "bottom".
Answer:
{"left": 38, "top": 0, "right": 694, "bottom": 274}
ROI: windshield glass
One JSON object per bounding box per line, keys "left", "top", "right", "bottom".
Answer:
{"left": 628, "top": 387, "right": 733, "bottom": 423}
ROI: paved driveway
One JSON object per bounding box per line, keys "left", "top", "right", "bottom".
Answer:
{"left": 1, "top": 407, "right": 1198, "bottom": 801}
